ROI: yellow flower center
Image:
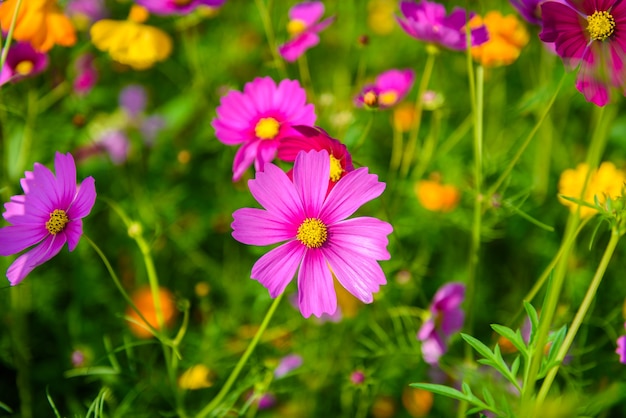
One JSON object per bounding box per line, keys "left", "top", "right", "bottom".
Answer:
{"left": 379, "top": 90, "right": 398, "bottom": 106}
{"left": 46, "top": 209, "right": 69, "bottom": 235}
{"left": 587, "top": 10, "right": 615, "bottom": 41}
{"left": 287, "top": 19, "right": 307, "bottom": 36}
{"left": 296, "top": 218, "right": 328, "bottom": 248}
{"left": 329, "top": 155, "right": 343, "bottom": 182}
{"left": 254, "top": 117, "right": 280, "bottom": 140}
{"left": 15, "top": 60, "right": 34, "bottom": 75}
{"left": 363, "top": 91, "right": 378, "bottom": 107}
{"left": 128, "top": 5, "right": 149, "bottom": 23}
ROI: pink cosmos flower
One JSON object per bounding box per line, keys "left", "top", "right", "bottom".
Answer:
{"left": 278, "top": 1, "right": 335, "bottom": 62}
{"left": 417, "top": 282, "right": 465, "bottom": 365}
{"left": 73, "top": 53, "right": 98, "bottom": 96}
{"left": 540, "top": 0, "right": 626, "bottom": 106}
{"left": 0, "top": 152, "right": 96, "bottom": 285}
{"left": 396, "top": 0, "right": 489, "bottom": 51}
{"left": 617, "top": 322, "right": 626, "bottom": 364}
{"left": 278, "top": 125, "right": 353, "bottom": 190}
{"left": 136, "top": 0, "right": 226, "bottom": 15}
{"left": 212, "top": 77, "right": 316, "bottom": 181}
{"left": 274, "top": 353, "right": 303, "bottom": 378}
{"left": 0, "top": 41, "right": 48, "bottom": 86}
{"left": 231, "top": 150, "right": 392, "bottom": 318}
{"left": 355, "top": 69, "right": 415, "bottom": 109}
{"left": 509, "top": 0, "right": 544, "bottom": 25}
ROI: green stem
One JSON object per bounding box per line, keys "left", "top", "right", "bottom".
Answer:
{"left": 535, "top": 229, "right": 620, "bottom": 407}
{"left": 351, "top": 112, "right": 374, "bottom": 154}
{"left": 196, "top": 293, "right": 284, "bottom": 418}
{"left": 0, "top": 0, "right": 23, "bottom": 82}
{"left": 254, "top": 0, "right": 287, "bottom": 79}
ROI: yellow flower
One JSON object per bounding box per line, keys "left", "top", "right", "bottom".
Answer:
{"left": 402, "top": 387, "right": 434, "bottom": 418}
{"left": 558, "top": 162, "right": 626, "bottom": 218}
{"left": 178, "top": 365, "right": 215, "bottom": 390}
{"left": 415, "top": 176, "right": 460, "bottom": 213}
{"left": 90, "top": 5, "right": 172, "bottom": 70}
{"left": 0, "top": 0, "right": 76, "bottom": 52}
{"left": 367, "top": 0, "right": 396, "bottom": 35}
{"left": 470, "top": 11, "right": 529, "bottom": 67}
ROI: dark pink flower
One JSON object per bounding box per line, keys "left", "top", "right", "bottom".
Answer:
{"left": 136, "top": 0, "right": 226, "bottom": 15}
{"left": 540, "top": 0, "right": 626, "bottom": 106}
{"left": 396, "top": 0, "right": 488, "bottom": 51}
{"left": 73, "top": 53, "right": 98, "bottom": 96}
{"left": 231, "top": 150, "right": 392, "bottom": 318}
{"left": 274, "top": 354, "right": 303, "bottom": 378}
{"left": 0, "top": 152, "right": 96, "bottom": 285}
{"left": 355, "top": 69, "right": 415, "bottom": 109}
{"left": 617, "top": 322, "right": 626, "bottom": 364}
{"left": 212, "top": 77, "right": 316, "bottom": 181}
{"left": 417, "top": 282, "right": 465, "bottom": 365}
{"left": 0, "top": 41, "right": 48, "bottom": 86}
{"left": 278, "top": 1, "right": 335, "bottom": 62}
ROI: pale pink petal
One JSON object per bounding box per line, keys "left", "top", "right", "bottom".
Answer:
{"left": 3, "top": 196, "right": 26, "bottom": 222}
{"left": 417, "top": 318, "right": 435, "bottom": 341}
{"left": 421, "top": 331, "right": 446, "bottom": 365}
{"left": 67, "top": 177, "right": 96, "bottom": 219}
{"left": 248, "top": 163, "right": 303, "bottom": 223}
{"left": 54, "top": 152, "right": 77, "bottom": 208}
{"left": 251, "top": 240, "right": 305, "bottom": 297}
{"left": 320, "top": 168, "right": 386, "bottom": 224}
{"left": 6, "top": 234, "right": 66, "bottom": 285}
{"left": 0, "top": 224, "right": 47, "bottom": 256}
{"left": 328, "top": 217, "right": 392, "bottom": 260}
{"left": 297, "top": 250, "right": 336, "bottom": 317}
{"left": 232, "top": 207, "right": 296, "bottom": 245}
{"left": 293, "top": 150, "right": 329, "bottom": 217}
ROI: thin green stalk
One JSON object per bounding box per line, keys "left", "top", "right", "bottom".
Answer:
{"left": 196, "top": 293, "right": 284, "bottom": 418}
{"left": 536, "top": 229, "right": 621, "bottom": 407}
{"left": 351, "top": 112, "right": 374, "bottom": 154}
{"left": 399, "top": 49, "right": 436, "bottom": 178}
{"left": 297, "top": 53, "right": 315, "bottom": 104}
{"left": 0, "top": 0, "right": 23, "bottom": 80}
{"left": 254, "top": 0, "right": 287, "bottom": 79}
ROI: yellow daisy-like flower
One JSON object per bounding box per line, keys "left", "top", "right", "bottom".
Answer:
{"left": 178, "top": 364, "right": 215, "bottom": 390}
{"left": 558, "top": 162, "right": 626, "bottom": 218}
{"left": 90, "top": 5, "right": 172, "bottom": 70}
{"left": 469, "top": 11, "right": 529, "bottom": 67}
{"left": 0, "top": 0, "right": 76, "bottom": 52}
{"left": 415, "top": 177, "right": 460, "bottom": 213}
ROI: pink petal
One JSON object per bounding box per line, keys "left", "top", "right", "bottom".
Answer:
{"left": 431, "top": 282, "right": 466, "bottom": 312}
{"left": 254, "top": 140, "right": 279, "bottom": 173}
{"left": 64, "top": 218, "right": 83, "bottom": 251}
{"left": 0, "top": 224, "right": 47, "bottom": 256}
{"left": 232, "top": 207, "right": 296, "bottom": 246}
{"left": 328, "top": 217, "right": 392, "bottom": 260}
{"left": 251, "top": 240, "right": 305, "bottom": 297}
{"left": 245, "top": 77, "right": 276, "bottom": 112}
{"left": 232, "top": 140, "right": 261, "bottom": 181}
{"left": 67, "top": 176, "right": 96, "bottom": 219}
{"left": 248, "top": 162, "right": 303, "bottom": 223}
{"left": 6, "top": 233, "right": 66, "bottom": 285}
{"left": 440, "top": 308, "right": 464, "bottom": 336}
{"left": 421, "top": 331, "right": 446, "bottom": 365}
{"left": 297, "top": 250, "right": 336, "bottom": 317}
{"left": 54, "top": 152, "right": 78, "bottom": 208}
{"left": 30, "top": 162, "right": 60, "bottom": 207}
{"left": 617, "top": 335, "right": 626, "bottom": 364}
{"left": 289, "top": 1, "right": 325, "bottom": 26}
{"left": 417, "top": 318, "right": 435, "bottom": 341}
{"left": 320, "top": 167, "right": 386, "bottom": 224}
{"left": 278, "top": 33, "right": 320, "bottom": 62}
{"left": 293, "top": 150, "right": 329, "bottom": 217}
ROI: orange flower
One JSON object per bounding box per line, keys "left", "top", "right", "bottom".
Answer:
{"left": 415, "top": 176, "right": 460, "bottom": 212}
{"left": 90, "top": 5, "right": 172, "bottom": 70}
{"left": 126, "top": 285, "right": 177, "bottom": 338}
{"left": 402, "top": 387, "right": 434, "bottom": 418}
{"left": 470, "top": 11, "right": 529, "bottom": 67}
{"left": 558, "top": 162, "right": 626, "bottom": 218}
{"left": 0, "top": 0, "right": 76, "bottom": 52}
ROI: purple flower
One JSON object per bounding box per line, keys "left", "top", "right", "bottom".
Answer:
{"left": 119, "top": 84, "right": 147, "bottom": 118}
{"left": 73, "top": 53, "right": 98, "bottom": 96}
{"left": 140, "top": 115, "right": 166, "bottom": 146}
{"left": 350, "top": 370, "right": 365, "bottom": 384}
{"left": 67, "top": 0, "right": 108, "bottom": 29}
{"left": 417, "top": 282, "right": 465, "bottom": 365}
{"left": 97, "top": 130, "right": 130, "bottom": 165}
{"left": 617, "top": 335, "right": 626, "bottom": 364}
{"left": 539, "top": 0, "right": 626, "bottom": 106}
{"left": 355, "top": 69, "right": 415, "bottom": 109}
{"left": 136, "top": 0, "right": 226, "bottom": 15}
{"left": 509, "top": 0, "right": 543, "bottom": 25}
{"left": 274, "top": 354, "right": 303, "bottom": 378}
{"left": 0, "top": 41, "right": 48, "bottom": 86}
{"left": 0, "top": 152, "right": 96, "bottom": 285}
{"left": 231, "top": 150, "right": 392, "bottom": 318}
{"left": 396, "top": 0, "right": 489, "bottom": 51}
{"left": 278, "top": 1, "right": 335, "bottom": 62}
{"left": 212, "top": 77, "right": 316, "bottom": 181}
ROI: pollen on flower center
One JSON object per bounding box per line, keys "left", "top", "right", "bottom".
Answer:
{"left": 46, "top": 209, "right": 69, "bottom": 235}
{"left": 587, "top": 10, "right": 615, "bottom": 41}
{"left": 287, "top": 19, "right": 307, "bottom": 36}
{"left": 329, "top": 155, "right": 343, "bottom": 182}
{"left": 255, "top": 117, "right": 280, "bottom": 140}
{"left": 379, "top": 90, "right": 398, "bottom": 106}
{"left": 363, "top": 91, "right": 378, "bottom": 107}
{"left": 15, "top": 61, "right": 34, "bottom": 75}
{"left": 296, "top": 218, "right": 328, "bottom": 248}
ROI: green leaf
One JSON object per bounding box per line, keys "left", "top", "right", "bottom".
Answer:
{"left": 511, "top": 356, "right": 521, "bottom": 377}
{"left": 461, "top": 333, "right": 494, "bottom": 360}
{"left": 523, "top": 301, "right": 539, "bottom": 346}
{"left": 491, "top": 324, "right": 528, "bottom": 356}
{"left": 409, "top": 383, "right": 473, "bottom": 403}
{"left": 0, "top": 401, "right": 13, "bottom": 413}
{"left": 46, "top": 387, "right": 62, "bottom": 418}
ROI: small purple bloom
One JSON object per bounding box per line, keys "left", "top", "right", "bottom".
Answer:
{"left": 0, "top": 152, "right": 96, "bottom": 285}
{"left": 256, "top": 393, "right": 276, "bottom": 410}
{"left": 539, "top": 0, "right": 626, "bottom": 106}
{"left": 73, "top": 53, "right": 98, "bottom": 96}
{"left": 0, "top": 41, "right": 48, "bottom": 86}
{"left": 140, "top": 115, "right": 166, "bottom": 146}
{"left": 278, "top": 1, "right": 335, "bottom": 62}
{"left": 66, "top": 0, "right": 108, "bottom": 29}
{"left": 417, "top": 282, "right": 465, "bottom": 365}
{"left": 509, "top": 0, "right": 543, "bottom": 25}
{"left": 274, "top": 354, "right": 303, "bottom": 378}
{"left": 119, "top": 85, "right": 147, "bottom": 118}
{"left": 350, "top": 370, "right": 365, "bottom": 384}
{"left": 396, "top": 0, "right": 488, "bottom": 51}
{"left": 136, "top": 0, "right": 226, "bottom": 15}
{"left": 97, "top": 130, "right": 130, "bottom": 165}
{"left": 355, "top": 69, "right": 415, "bottom": 109}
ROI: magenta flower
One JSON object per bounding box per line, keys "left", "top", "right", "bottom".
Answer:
{"left": 67, "top": 0, "right": 108, "bottom": 28}
{"left": 97, "top": 130, "right": 131, "bottom": 165}
{"left": 274, "top": 354, "right": 303, "bottom": 378}
{"left": 0, "top": 152, "right": 96, "bottom": 285}
{"left": 509, "top": 0, "right": 544, "bottom": 25}
{"left": 212, "top": 77, "right": 316, "bottom": 181}
{"left": 278, "top": 125, "right": 353, "bottom": 190}
{"left": 540, "top": 0, "right": 626, "bottom": 106}
{"left": 417, "top": 282, "right": 465, "bottom": 365}
{"left": 136, "top": 0, "right": 226, "bottom": 15}
{"left": 617, "top": 335, "right": 626, "bottom": 364}
{"left": 396, "top": 0, "right": 488, "bottom": 51}
{"left": 355, "top": 69, "right": 415, "bottom": 109}
{"left": 0, "top": 41, "right": 48, "bottom": 86}
{"left": 73, "top": 53, "right": 98, "bottom": 96}
{"left": 232, "top": 150, "right": 392, "bottom": 318}
{"left": 278, "top": 1, "right": 335, "bottom": 62}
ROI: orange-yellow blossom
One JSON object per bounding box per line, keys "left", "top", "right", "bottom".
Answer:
{"left": 415, "top": 177, "right": 460, "bottom": 213}
{"left": 470, "top": 11, "right": 529, "bottom": 67}
{"left": 0, "top": 0, "right": 76, "bottom": 52}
